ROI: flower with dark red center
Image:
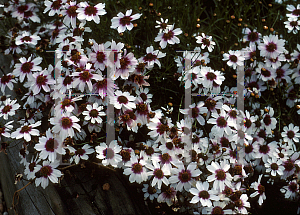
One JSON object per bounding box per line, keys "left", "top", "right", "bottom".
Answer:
{"left": 45, "top": 138, "right": 54, "bottom": 152}
{"left": 40, "top": 165, "right": 53, "bottom": 178}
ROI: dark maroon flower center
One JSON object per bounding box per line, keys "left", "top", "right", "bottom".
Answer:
{"left": 36, "top": 75, "right": 47, "bottom": 86}
{"left": 40, "top": 165, "right": 52, "bottom": 177}
{"left": 248, "top": 32, "right": 259, "bottom": 42}
{"left": 120, "top": 16, "right": 132, "bottom": 26}
{"left": 157, "top": 123, "right": 169, "bottom": 134}
{"left": 266, "top": 42, "right": 277, "bottom": 52}
{"left": 220, "top": 137, "right": 230, "bottom": 147}
{"left": 132, "top": 163, "right": 143, "bottom": 173}
{"left": 67, "top": 5, "right": 78, "bottom": 17}
{"left": 84, "top": 5, "right": 97, "bottom": 16}
{"left": 199, "top": 190, "right": 210, "bottom": 199}
{"left": 263, "top": 115, "right": 271, "bottom": 125}
{"left": 206, "top": 72, "right": 216, "bottom": 81}
{"left": 20, "top": 125, "right": 31, "bottom": 133}
{"left": 258, "top": 184, "right": 265, "bottom": 194}
{"left": 259, "top": 145, "right": 270, "bottom": 154}
{"left": 191, "top": 107, "right": 199, "bottom": 118}
{"left": 290, "top": 21, "right": 298, "bottom": 27}
{"left": 292, "top": 9, "right": 300, "bottom": 16}
{"left": 271, "top": 163, "right": 278, "bottom": 170}
{"left": 284, "top": 161, "right": 294, "bottom": 171}
{"left": 21, "top": 62, "right": 33, "bottom": 74}
{"left": 51, "top": 0, "right": 62, "bottom": 10}
{"left": 178, "top": 170, "right": 191, "bottom": 182}
{"left": 162, "top": 31, "right": 174, "bottom": 41}
{"left": 144, "top": 53, "right": 157, "bottom": 62}
{"left": 80, "top": 71, "right": 92, "bottom": 82}
{"left": 216, "top": 169, "right": 226, "bottom": 180}
{"left": 96, "top": 52, "right": 106, "bottom": 62}
{"left": 75, "top": 148, "right": 85, "bottom": 156}
{"left": 217, "top": 117, "right": 227, "bottom": 128}
{"left": 154, "top": 169, "right": 164, "bottom": 179}
{"left": 89, "top": 109, "right": 98, "bottom": 118}
{"left": 29, "top": 162, "right": 36, "bottom": 172}
{"left": 212, "top": 206, "right": 224, "bottom": 214}
{"left": 96, "top": 79, "right": 107, "bottom": 89}
{"left": 244, "top": 119, "right": 252, "bottom": 128}
{"left": 161, "top": 153, "right": 171, "bottom": 163}
{"left": 229, "top": 55, "right": 238, "bottom": 63}
{"left": 21, "top": 36, "right": 32, "bottom": 43}
{"left": 2, "top": 105, "right": 12, "bottom": 114}
{"left": 202, "top": 38, "right": 210, "bottom": 46}
{"left": 287, "top": 130, "right": 295, "bottom": 139}
{"left": 1, "top": 75, "right": 12, "bottom": 84}
{"left": 120, "top": 149, "right": 131, "bottom": 161}
{"left": 261, "top": 68, "right": 271, "bottom": 77}
{"left": 61, "top": 117, "right": 73, "bottom": 129}
{"left": 17, "top": 5, "right": 28, "bottom": 13}
{"left": 63, "top": 76, "right": 73, "bottom": 86}
{"left": 289, "top": 182, "right": 297, "bottom": 192}
{"left": 45, "top": 138, "right": 55, "bottom": 152}
{"left": 120, "top": 57, "right": 130, "bottom": 69}
{"left": 117, "top": 95, "right": 128, "bottom": 104}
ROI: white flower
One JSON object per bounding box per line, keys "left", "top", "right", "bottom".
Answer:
{"left": 82, "top": 103, "right": 106, "bottom": 124}
{"left": 199, "top": 66, "right": 225, "bottom": 90}
{"left": 258, "top": 35, "right": 286, "bottom": 59}
{"left": 222, "top": 50, "right": 245, "bottom": 70}
{"left": 123, "top": 155, "right": 149, "bottom": 184}
{"left": 111, "top": 9, "right": 141, "bottom": 33}
{"left": 154, "top": 24, "right": 182, "bottom": 49}
{"left": 35, "top": 128, "right": 65, "bottom": 162}
{"left": 68, "top": 144, "right": 94, "bottom": 164}
{"left": 11, "top": 121, "right": 41, "bottom": 142}
{"left": 265, "top": 157, "right": 284, "bottom": 176}
{"left": 250, "top": 174, "right": 266, "bottom": 206}
{"left": 142, "top": 184, "right": 161, "bottom": 201}
{"left": 0, "top": 98, "right": 20, "bottom": 120}
{"left": 95, "top": 140, "right": 122, "bottom": 168}
{"left": 168, "top": 161, "right": 201, "bottom": 192}
{"left": 0, "top": 73, "right": 17, "bottom": 94}
{"left": 284, "top": 17, "right": 300, "bottom": 34}
{"left": 34, "top": 160, "right": 63, "bottom": 189}
{"left": 195, "top": 33, "right": 216, "bottom": 52}
{"left": 189, "top": 181, "right": 219, "bottom": 206}
{"left": 77, "top": 2, "right": 106, "bottom": 24}
{"left": 146, "top": 160, "right": 170, "bottom": 189}
{"left": 50, "top": 112, "right": 81, "bottom": 141}
{"left": 207, "top": 160, "right": 233, "bottom": 192}
{"left": 110, "top": 90, "right": 136, "bottom": 111}
{"left": 15, "top": 31, "right": 41, "bottom": 46}
{"left": 281, "top": 123, "right": 300, "bottom": 146}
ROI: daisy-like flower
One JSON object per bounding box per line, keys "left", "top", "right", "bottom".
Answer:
{"left": 234, "top": 194, "right": 250, "bottom": 214}
{"left": 265, "top": 157, "right": 284, "bottom": 177}
{"left": 146, "top": 160, "right": 170, "bottom": 189}
{"left": 15, "top": 31, "right": 41, "bottom": 46}
{"left": 95, "top": 140, "right": 122, "bottom": 167}
{"left": 157, "top": 186, "right": 177, "bottom": 206}
{"left": 280, "top": 180, "right": 299, "bottom": 200}
{"left": 141, "top": 45, "right": 166, "bottom": 69}
{"left": 0, "top": 73, "right": 17, "bottom": 94}
{"left": 11, "top": 2, "right": 40, "bottom": 23}
{"left": 250, "top": 174, "right": 266, "bottom": 206}
{"left": 50, "top": 112, "right": 81, "bottom": 141}
{"left": 260, "top": 107, "right": 277, "bottom": 135}
{"left": 242, "top": 28, "right": 261, "bottom": 45}
{"left": 0, "top": 121, "right": 13, "bottom": 139}
{"left": 189, "top": 181, "right": 219, "bottom": 207}
{"left": 114, "top": 50, "right": 138, "bottom": 80}
{"left": 168, "top": 161, "right": 202, "bottom": 192}
{"left": 222, "top": 50, "right": 245, "bottom": 70}
{"left": 195, "top": 33, "right": 216, "bottom": 52}
{"left": 284, "top": 17, "right": 300, "bottom": 34}
{"left": 180, "top": 102, "right": 208, "bottom": 125}
{"left": 203, "top": 201, "right": 233, "bottom": 215}
{"left": 77, "top": 2, "right": 106, "bottom": 24}
{"left": 253, "top": 140, "right": 278, "bottom": 164}
{"left": 123, "top": 154, "right": 149, "bottom": 184}
{"left": 207, "top": 109, "right": 236, "bottom": 137}
{"left": 11, "top": 121, "right": 41, "bottom": 142}
{"left": 12, "top": 55, "right": 42, "bottom": 83}
{"left": 111, "top": 9, "right": 141, "bottom": 33}
{"left": 142, "top": 184, "right": 161, "bottom": 202}
{"left": 199, "top": 66, "right": 225, "bottom": 91}
{"left": 93, "top": 76, "right": 117, "bottom": 99}
{"left": 207, "top": 160, "right": 233, "bottom": 192}
{"left": 281, "top": 123, "right": 300, "bottom": 147}
{"left": 110, "top": 90, "right": 136, "bottom": 111}
{"left": 43, "top": 0, "right": 66, "bottom": 16}
{"left": 148, "top": 116, "right": 173, "bottom": 144}
{"left": 82, "top": 103, "right": 105, "bottom": 124}
{"left": 24, "top": 156, "right": 41, "bottom": 180}
{"left": 34, "top": 160, "right": 62, "bottom": 189}
{"left": 54, "top": 95, "right": 83, "bottom": 113}
{"left": 135, "top": 88, "right": 153, "bottom": 104}
{"left": 258, "top": 35, "right": 286, "bottom": 59}
{"left": 89, "top": 42, "right": 110, "bottom": 71}
{"left": 155, "top": 18, "right": 172, "bottom": 33}
{"left": 287, "top": 4, "right": 300, "bottom": 18}
{"left": 68, "top": 144, "right": 94, "bottom": 164}
{"left": 0, "top": 98, "right": 20, "bottom": 120}
{"left": 154, "top": 24, "right": 182, "bottom": 49}
{"left": 26, "top": 65, "right": 56, "bottom": 95}
{"left": 34, "top": 128, "right": 65, "bottom": 162}
{"left": 255, "top": 63, "right": 276, "bottom": 82}
{"left": 61, "top": 1, "right": 78, "bottom": 28}
{"left": 71, "top": 62, "right": 102, "bottom": 92}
